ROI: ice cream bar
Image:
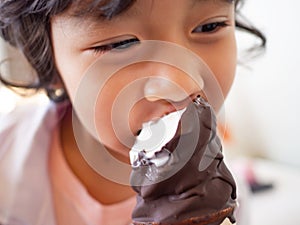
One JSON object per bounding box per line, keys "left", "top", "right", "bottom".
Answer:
{"left": 130, "top": 97, "right": 237, "bottom": 225}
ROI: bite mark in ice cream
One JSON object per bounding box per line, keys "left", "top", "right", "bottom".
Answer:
{"left": 130, "top": 108, "right": 186, "bottom": 168}
{"left": 129, "top": 97, "right": 237, "bottom": 225}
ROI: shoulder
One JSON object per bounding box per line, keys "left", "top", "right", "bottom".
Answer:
{"left": 0, "top": 95, "right": 58, "bottom": 140}
{"left": 0, "top": 94, "right": 60, "bottom": 171}
{"left": 0, "top": 95, "right": 64, "bottom": 166}
{"left": 0, "top": 95, "right": 60, "bottom": 224}
{"left": 0, "top": 94, "right": 59, "bottom": 165}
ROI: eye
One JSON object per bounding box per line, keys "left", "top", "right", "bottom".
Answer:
{"left": 92, "top": 38, "right": 140, "bottom": 54}
{"left": 192, "top": 21, "right": 228, "bottom": 33}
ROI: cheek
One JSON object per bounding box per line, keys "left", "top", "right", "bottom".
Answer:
{"left": 93, "top": 73, "right": 140, "bottom": 151}
{"left": 199, "top": 35, "right": 237, "bottom": 100}
{"left": 51, "top": 23, "right": 96, "bottom": 103}
{"left": 214, "top": 51, "right": 237, "bottom": 99}
{"left": 54, "top": 53, "right": 92, "bottom": 103}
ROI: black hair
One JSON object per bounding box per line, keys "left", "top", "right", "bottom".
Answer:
{"left": 0, "top": 0, "right": 266, "bottom": 102}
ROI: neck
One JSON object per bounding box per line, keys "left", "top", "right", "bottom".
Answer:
{"left": 60, "top": 107, "right": 135, "bottom": 205}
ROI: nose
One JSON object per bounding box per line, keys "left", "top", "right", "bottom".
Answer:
{"left": 144, "top": 77, "right": 187, "bottom": 102}
{"left": 143, "top": 63, "right": 204, "bottom": 103}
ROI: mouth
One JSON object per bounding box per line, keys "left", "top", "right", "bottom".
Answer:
{"left": 129, "top": 95, "right": 208, "bottom": 168}
{"left": 130, "top": 107, "right": 186, "bottom": 167}
{"left": 134, "top": 94, "right": 206, "bottom": 137}
{"left": 136, "top": 129, "right": 142, "bottom": 136}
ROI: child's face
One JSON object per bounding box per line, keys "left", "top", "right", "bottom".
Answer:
{"left": 51, "top": 0, "right": 236, "bottom": 155}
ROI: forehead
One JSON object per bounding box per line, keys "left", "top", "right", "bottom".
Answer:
{"left": 66, "top": 0, "right": 234, "bottom": 20}
{"left": 51, "top": 0, "right": 235, "bottom": 37}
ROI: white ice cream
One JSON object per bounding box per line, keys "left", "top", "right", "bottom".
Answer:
{"left": 130, "top": 108, "right": 186, "bottom": 167}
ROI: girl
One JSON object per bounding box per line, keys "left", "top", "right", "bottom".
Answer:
{"left": 0, "top": 0, "right": 266, "bottom": 225}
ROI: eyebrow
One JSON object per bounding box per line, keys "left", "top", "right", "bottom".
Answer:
{"left": 69, "top": 0, "right": 235, "bottom": 19}
{"left": 64, "top": 0, "right": 235, "bottom": 31}
{"left": 191, "top": 0, "right": 234, "bottom": 7}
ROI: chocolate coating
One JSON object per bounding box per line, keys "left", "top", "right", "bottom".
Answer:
{"left": 130, "top": 101, "right": 237, "bottom": 224}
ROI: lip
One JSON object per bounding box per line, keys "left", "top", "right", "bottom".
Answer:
{"left": 134, "top": 105, "right": 183, "bottom": 136}
{"left": 134, "top": 93, "right": 205, "bottom": 136}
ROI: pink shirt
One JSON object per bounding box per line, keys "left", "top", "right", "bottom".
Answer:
{"left": 49, "top": 125, "right": 136, "bottom": 225}
{"left": 0, "top": 99, "right": 136, "bottom": 225}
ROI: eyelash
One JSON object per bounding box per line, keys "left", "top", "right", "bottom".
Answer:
{"left": 192, "top": 21, "right": 228, "bottom": 33}
{"left": 91, "top": 38, "right": 140, "bottom": 54}
{"left": 91, "top": 21, "right": 228, "bottom": 54}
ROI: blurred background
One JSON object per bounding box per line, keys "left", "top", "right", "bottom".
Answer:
{"left": 0, "top": 0, "right": 300, "bottom": 224}
{"left": 228, "top": 0, "right": 300, "bottom": 168}
{"left": 224, "top": 0, "right": 300, "bottom": 224}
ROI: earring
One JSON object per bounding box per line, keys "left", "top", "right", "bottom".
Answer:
{"left": 46, "top": 87, "right": 68, "bottom": 103}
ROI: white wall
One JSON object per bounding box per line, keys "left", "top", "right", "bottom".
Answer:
{"left": 225, "top": 0, "right": 300, "bottom": 167}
